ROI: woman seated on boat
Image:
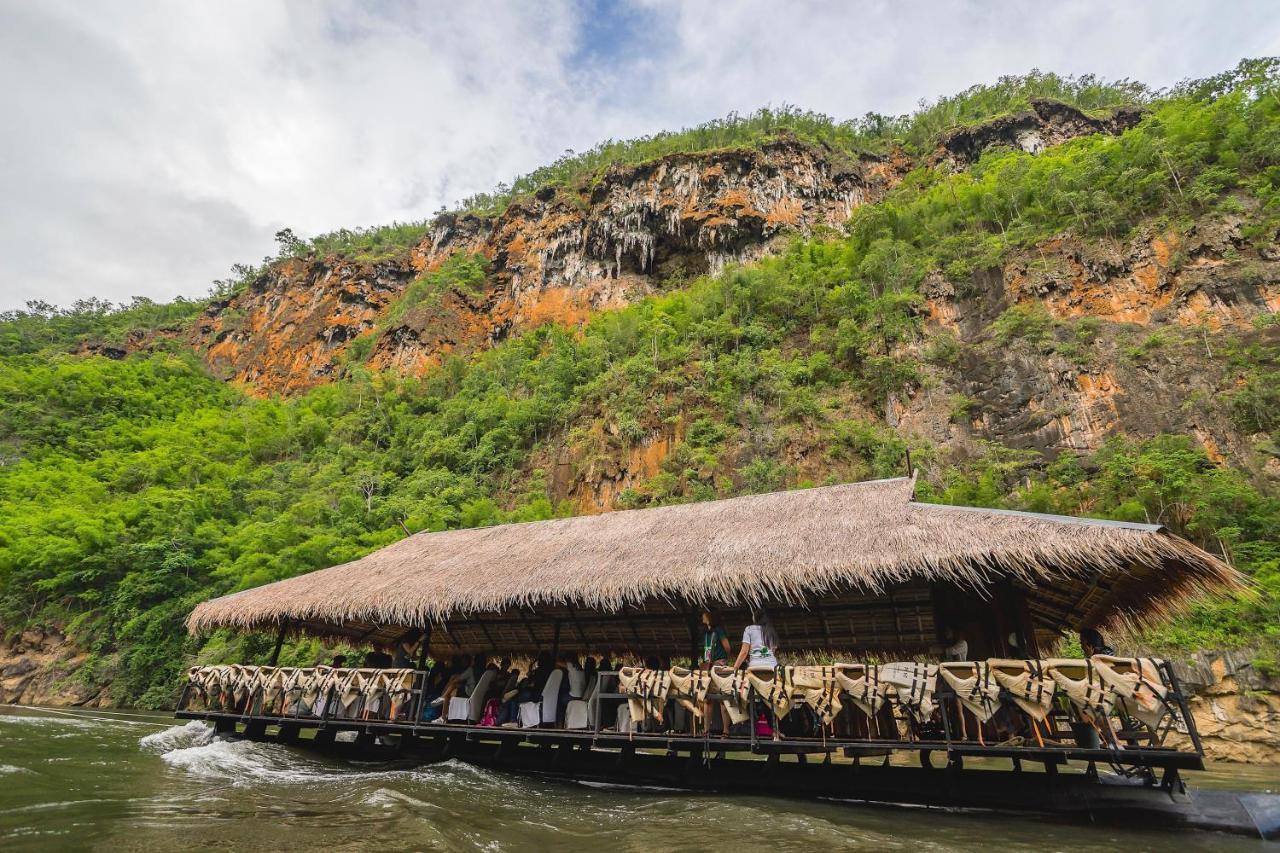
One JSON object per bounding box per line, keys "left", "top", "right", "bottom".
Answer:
{"left": 498, "top": 651, "right": 553, "bottom": 725}
{"left": 432, "top": 653, "right": 484, "bottom": 709}
{"left": 582, "top": 656, "right": 597, "bottom": 694}
{"left": 419, "top": 661, "right": 451, "bottom": 722}
{"left": 554, "top": 654, "right": 582, "bottom": 721}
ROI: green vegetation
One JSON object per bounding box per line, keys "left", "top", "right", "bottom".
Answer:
{"left": 383, "top": 252, "right": 490, "bottom": 327}
{"left": 1, "top": 61, "right": 1278, "bottom": 706}
{"left": 0, "top": 297, "right": 206, "bottom": 357}
{"left": 300, "top": 222, "right": 432, "bottom": 262}
{"left": 458, "top": 71, "right": 1153, "bottom": 218}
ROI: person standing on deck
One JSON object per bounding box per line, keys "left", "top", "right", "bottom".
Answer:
{"left": 732, "top": 608, "right": 779, "bottom": 671}
{"left": 699, "top": 608, "right": 733, "bottom": 735}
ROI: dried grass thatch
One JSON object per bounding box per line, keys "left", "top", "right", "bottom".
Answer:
{"left": 187, "top": 475, "right": 1240, "bottom": 645}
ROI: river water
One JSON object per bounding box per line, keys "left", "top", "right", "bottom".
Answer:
{"left": 1, "top": 705, "right": 1276, "bottom": 852}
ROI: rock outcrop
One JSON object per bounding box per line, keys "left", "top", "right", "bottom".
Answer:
{"left": 191, "top": 103, "right": 1142, "bottom": 396}
{"left": 1167, "top": 649, "right": 1280, "bottom": 764}
{"left": 930, "top": 98, "right": 1145, "bottom": 170}
{"left": 0, "top": 629, "right": 110, "bottom": 708}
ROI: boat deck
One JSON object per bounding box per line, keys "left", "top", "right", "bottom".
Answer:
{"left": 175, "top": 707, "right": 1205, "bottom": 772}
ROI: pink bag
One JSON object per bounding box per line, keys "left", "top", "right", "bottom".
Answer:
{"left": 755, "top": 714, "right": 773, "bottom": 738}
{"left": 480, "top": 698, "right": 500, "bottom": 727}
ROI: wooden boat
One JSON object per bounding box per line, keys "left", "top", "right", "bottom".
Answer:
{"left": 175, "top": 475, "right": 1279, "bottom": 840}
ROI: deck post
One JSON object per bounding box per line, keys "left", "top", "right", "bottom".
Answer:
{"left": 416, "top": 623, "right": 431, "bottom": 671}
{"left": 268, "top": 621, "right": 287, "bottom": 666}
{"left": 411, "top": 623, "right": 433, "bottom": 725}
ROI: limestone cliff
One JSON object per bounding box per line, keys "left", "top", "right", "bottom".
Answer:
{"left": 1168, "top": 649, "right": 1280, "bottom": 764}
{"left": 191, "top": 102, "right": 1138, "bottom": 396}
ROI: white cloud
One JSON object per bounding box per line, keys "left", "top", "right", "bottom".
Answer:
{"left": 0, "top": 0, "right": 1276, "bottom": 310}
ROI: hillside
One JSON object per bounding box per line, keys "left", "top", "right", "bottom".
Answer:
{"left": 1, "top": 62, "right": 1278, "bottom": 709}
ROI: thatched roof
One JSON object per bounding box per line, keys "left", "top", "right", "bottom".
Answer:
{"left": 187, "top": 475, "right": 1239, "bottom": 651}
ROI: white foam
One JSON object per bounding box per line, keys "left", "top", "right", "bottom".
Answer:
{"left": 0, "top": 763, "right": 32, "bottom": 774}
{"left": 139, "top": 721, "right": 214, "bottom": 753}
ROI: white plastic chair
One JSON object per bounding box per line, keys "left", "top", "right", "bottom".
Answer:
{"left": 615, "top": 703, "right": 633, "bottom": 733}
{"left": 567, "top": 665, "right": 586, "bottom": 699}
{"left": 565, "top": 674, "right": 597, "bottom": 730}
{"left": 451, "top": 669, "right": 497, "bottom": 723}
{"left": 519, "top": 700, "right": 542, "bottom": 728}
{"left": 540, "top": 669, "right": 565, "bottom": 725}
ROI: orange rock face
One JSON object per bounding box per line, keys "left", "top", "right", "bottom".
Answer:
{"left": 189, "top": 110, "right": 1166, "bottom": 397}
{"left": 194, "top": 138, "right": 909, "bottom": 395}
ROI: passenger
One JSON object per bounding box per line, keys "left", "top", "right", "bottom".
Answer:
{"left": 644, "top": 654, "right": 662, "bottom": 671}
{"left": 1080, "top": 627, "right": 1116, "bottom": 657}
{"left": 564, "top": 654, "right": 586, "bottom": 699}
{"left": 596, "top": 654, "right": 619, "bottom": 717}
{"left": 363, "top": 647, "right": 393, "bottom": 668}
{"left": 499, "top": 661, "right": 531, "bottom": 726}
{"left": 420, "top": 661, "right": 450, "bottom": 722}
{"left": 699, "top": 608, "right": 733, "bottom": 735}
{"left": 329, "top": 654, "right": 347, "bottom": 669}
{"left": 943, "top": 628, "right": 968, "bottom": 662}
{"left": 733, "top": 608, "right": 779, "bottom": 671}
{"left": 582, "top": 657, "right": 598, "bottom": 694}
{"left": 392, "top": 632, "right": 421, "bottom": 669}
{"left": 504, "top": 651, "right": 553, "bottom": 726}
{"left": 491, "top": 657, "right": 517, "bottom": 703}
{"left": 432, "top": 653, "right": 478, "bottom": 709}
{"left": 549, "top": 654, "right": 578, "bottom": 722}
{"left": 529, "top": 650, "right": 554, "bottom": 692}
{"left": 734, "top": 608, "right": 780, "bottom": 740}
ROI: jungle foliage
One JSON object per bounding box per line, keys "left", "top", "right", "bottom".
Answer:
{"left": 1, "top": 62, "right": 1278, "bottom": 706}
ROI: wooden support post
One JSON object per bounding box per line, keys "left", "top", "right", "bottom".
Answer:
{"left": 416, "top": 624, "right": 432, "bottom": 671}
{"left": 687, "top": 609, "right": 700, "bottom": 669}
{"left": 411, "top": 623, "right": 432, "bottom": 725}
{"left": 551, "top": 619, "right": 562, "bottom": 662}
{"left": 269, "top": 622, "right": 287, "bottom": 666}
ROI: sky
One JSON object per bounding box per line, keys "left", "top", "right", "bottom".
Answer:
{"left": 1, "top": 0, "right": 1277, "bottom": 311}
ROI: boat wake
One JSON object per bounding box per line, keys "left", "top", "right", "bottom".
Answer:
{"left": 140, "top": 723, "right": 501, "bottom": 792}
{"left": 139, "top": 720, "right": 215, "bottom": 753}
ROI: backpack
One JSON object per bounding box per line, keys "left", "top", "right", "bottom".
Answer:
{"left": 480, "top": 698, "right": 500, "bottom": 727}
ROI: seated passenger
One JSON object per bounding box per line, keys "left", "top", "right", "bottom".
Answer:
{"left": 564, "top": 655, "right": 586, "bottom": 699}
{"left": 420, "top": 661, "right": 450, "bottom": 722}
{"left": 582, "top": 657, "right": 598, "bottom": 693}
{"left": 431, "top": 654, "right": 475, "bottom": 708}
{"left": 943, "top": 628, "right": 968, "bottom": 662}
